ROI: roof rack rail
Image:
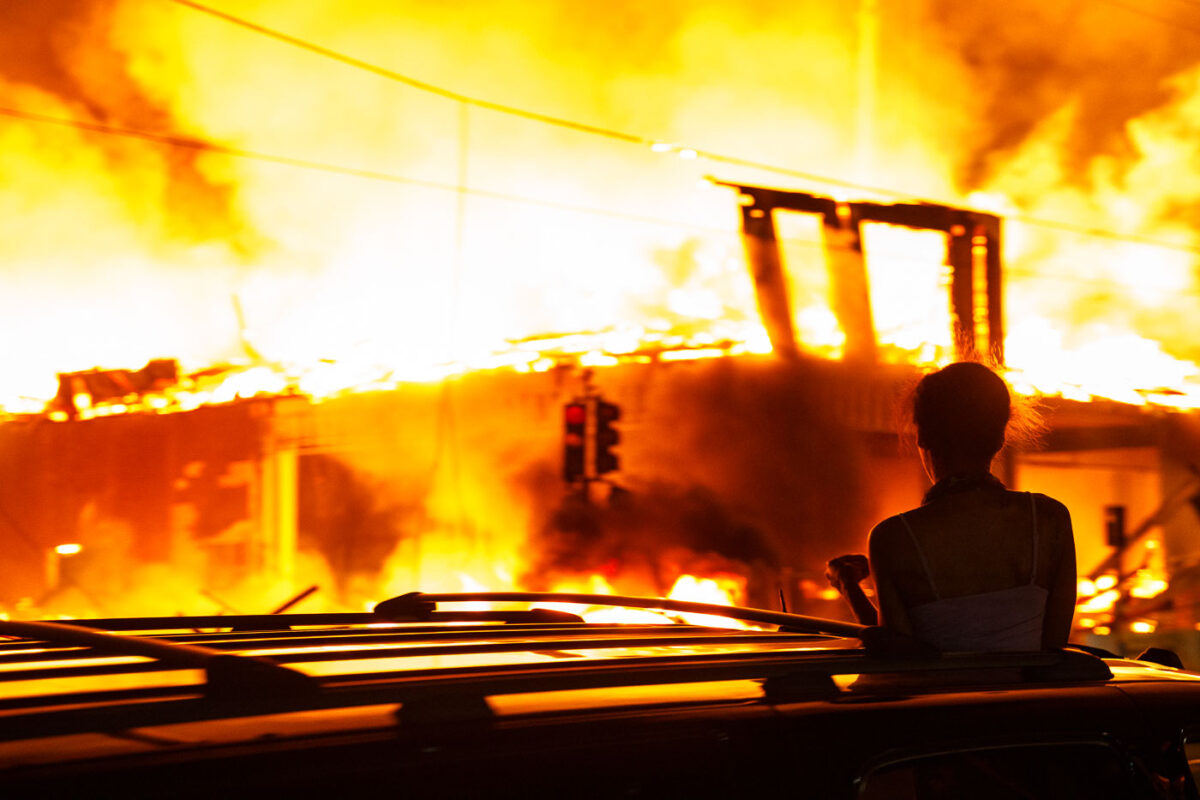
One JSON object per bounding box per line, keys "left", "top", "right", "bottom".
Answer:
{"left": 373, "top": 591, "right": 867, "bottom": 637}
{"left": 36, "top": 608, "right": 584, "bottom": 633}
{"left": 341, "top": 647, "right": 1115, "bottom": 724}
{"left": 0, "top": 620, "right": 317, "bottom": 700}
{"left": 371, "top": 594, "right": 1113, "bottom": 676}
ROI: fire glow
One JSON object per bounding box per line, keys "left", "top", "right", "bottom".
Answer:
{"left": 535, "top": 572, "right": 751, "bottom": 628}
{"left": 3, "top": 1, "right": 1200, "bottom": 623}
{"left": 1, "top": 1, "right": 1200, "bottom": 417}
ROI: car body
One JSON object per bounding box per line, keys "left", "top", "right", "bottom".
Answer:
{"left": 1, "top": 592, "right": 1199, "bottom": 798}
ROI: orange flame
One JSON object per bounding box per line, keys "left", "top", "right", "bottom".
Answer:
{"left": 525, "top": 571, "right": 750, "bottom": 627}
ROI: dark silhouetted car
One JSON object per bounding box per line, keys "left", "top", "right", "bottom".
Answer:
{"left": 1, "top": 591, "right": 1199, "bottom": 799}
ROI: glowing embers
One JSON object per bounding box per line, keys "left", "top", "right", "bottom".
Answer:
{"left": 43, "top": 360, "right": 297, "bottom": 422}
{"left": 1075, "top": 552, "right": 1169, "bottom": 635}
{"left": 25, "top": 318, "right": 773, "bottom": 422}
{"left": 1128, "top": 570, "right": 1168, "bottom": 600}
{"left": 1078, "top": 588, "right": 1121, "bottom": 614}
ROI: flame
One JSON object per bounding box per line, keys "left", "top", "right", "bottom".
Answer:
{"left": 859, "top": 223, "right": 956, "bottom": 365}
{"left": 530, "top": 571, "right": 750, "bottom": 628}
{"left": 7, "top": 3, "right": 1200, "bottom": 628}
{"left": 660, "top": 574, "right": 750, "bottom": 628}
{"left": 454, "top": 573, "right": 495, "bottom": 612}
{"left": 1073, "top": 566, "right": 1168, "bottom": 624}
{"left": 0, "top": 3, "right": 1198, "bottom": 417}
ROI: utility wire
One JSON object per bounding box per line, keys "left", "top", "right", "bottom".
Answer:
{"left": 164, "top": 0, "right": 1200, "bottom": 259}
{"left": 0, "top": 105, "right": 735, "bottom": 237}
{"left": 162, "top": 0, "right": 916, "bottom": 197}
{"left": 5, "top": 104, "right": 1200, "bottom": 298}
{"left": 1163, "top": 0, "right": 1200, "bottom": 13}
{"left": 1096, "top": 0, "right": 1200, "bottom": 37}
{"left": 164, "top": 0, "right": 646, "bottom": 146}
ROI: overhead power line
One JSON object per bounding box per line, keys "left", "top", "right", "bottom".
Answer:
{"left": 0, "top": 105, "right": 735, "bottom": 237}
{"left": 1097, "top": 0, "right": 1200, "bottom": 37}
{"left": 0, "top": 106, "right": 449, "bottom": 190}
{"left": 163, "top": 0, "right": 1200, "bottom": 260}
{"left": 8, "top": 102, "right": 1200, "bottom": 298}
{"left": 164, "top": 0, "right": 646, "bottom": 146}
{"left": 12, "top": 100, "right": 1200, "bottom": 301}
{"left": 162, "top": 0, "right": 923, "bottom": 198}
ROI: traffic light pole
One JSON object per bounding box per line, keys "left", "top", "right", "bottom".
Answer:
{"left": 1105, "top": 504, "right": 1126, "bottom": 637}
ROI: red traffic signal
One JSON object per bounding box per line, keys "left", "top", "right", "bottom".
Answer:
{"left": 563, "top": 402, "right": 587, "bottom": 483}
{"left": 564, "top": 403, "right": 587, "bottom": 426}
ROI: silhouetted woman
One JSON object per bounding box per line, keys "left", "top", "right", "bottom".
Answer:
{"left": 827, "top": 362, "right": 1076, "bottom": 651}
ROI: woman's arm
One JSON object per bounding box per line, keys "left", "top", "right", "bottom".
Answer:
{"left": 1042, "top": 500, "right": 1077, "bottom": 650}
{"left": 868, "top": 522, "right": 914, "bottom": 636}
{"left": 826, "top": 554, "right": 878, "bottom": 626}
{"left": 826, "top": 519, "right": 918, "bottom": 632}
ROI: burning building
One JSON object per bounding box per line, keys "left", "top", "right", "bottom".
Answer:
{"left": 1, "top": 179, "right": 1199, "bottom": 650}
{"left": 3, "top": 1, "right": 1200, "bottom": 646}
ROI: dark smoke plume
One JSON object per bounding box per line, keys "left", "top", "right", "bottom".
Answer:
{"left": 922, "top": 0, "right": 1200, "bottom": 194}
{"left": 524, "top": 481, "right": 780, "bottom": 599}
{"left": 516, "top": 357, "right": 877, "bottom": 606}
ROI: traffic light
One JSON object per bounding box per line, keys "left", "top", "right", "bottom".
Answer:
{"left": 563, "top": 402, "right": 587, "bottom": 483}
{"left": 594, "top": 400, "right": 621, "bottom": 476}
{"left": 1104, "top": 505, "right": 1126, "bottom": 549}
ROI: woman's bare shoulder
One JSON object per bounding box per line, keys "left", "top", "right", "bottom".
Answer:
{"left": 1029, "top": 492, "right": 1073, "bottom": 523}
{"left": 868, "top": 515, "right": 909, "bottom": 555}
{"left": 1028, "top": 492, "right": 1075, "bottom": 550}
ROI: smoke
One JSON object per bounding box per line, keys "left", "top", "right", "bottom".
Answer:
{"left": 523, "top": 482, "right": 780, "bottom": 599}
{"left": 3, "top": 0, "right": 1198, "bottom": 387}
{"left": 920, "top": 0, "right": 1200, "bottom": 194}
{"left": 9, "top": 0, "right": 1200, "bottom": 245}
{"left": 516, "top": 356, "right": 874, "bottom": 604}
{"left": 0, "top": 0, "right": 250, "bottom": 245}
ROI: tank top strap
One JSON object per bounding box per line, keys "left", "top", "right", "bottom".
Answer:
{"left": 898, "top": 513, "right": 940, "bottom": 599}
{"left": 1028, "top": 492, "right": 1039, "bottom": 585}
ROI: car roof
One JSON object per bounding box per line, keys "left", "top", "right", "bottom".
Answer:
{"left": 0, "top": 592, "right": 1193, "bottom": 764}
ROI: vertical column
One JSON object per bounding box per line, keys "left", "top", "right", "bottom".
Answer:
{"left": 970, "top": 227, "right": 991, "bottom": 359}
{"left": 983, "top": 217, "right": 1005, "bottom": 365}
{"left": 260, "top": 417, "right": 298, "bottom": 583}
{"left": 947, "top": 213, "right": 1003, "bottom": 364}
{"left": 738, "top": 195, "right": 799, "bottom": 360}
{"left": 946, "top": 221, "right": 977, "bottom": 361}
{"left": 823, "top": 203, "right": 877, "bottom": 363}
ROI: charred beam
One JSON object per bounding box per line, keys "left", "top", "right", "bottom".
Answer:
{"left": 822, "top": 202, "right": 877, "bottom": 364}
{"left": 718, "top": 181, "right": 1003, "bottom": 367}
{"left": 735, "top": 192, "right": 799, "bottom": 360}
